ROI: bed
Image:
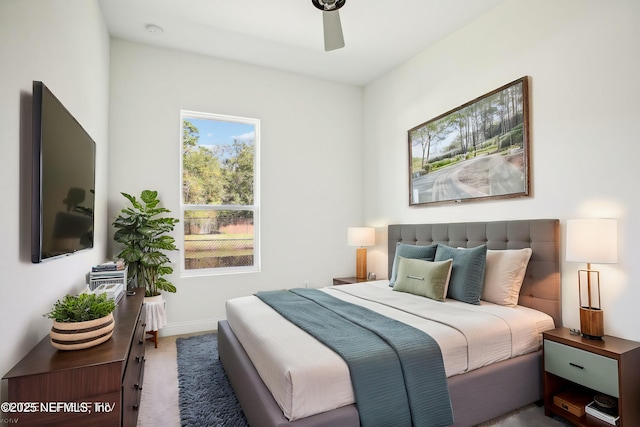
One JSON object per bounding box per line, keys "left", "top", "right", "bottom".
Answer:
{"left": 218, "top": 219, "right": 561, "bottom": 427}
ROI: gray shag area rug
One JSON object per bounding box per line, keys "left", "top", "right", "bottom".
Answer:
{"left": 177, "top": 333, "right": 572, "bottom": 427}
{"left": 176, "top": 333, "right": 248, "bottom": 427}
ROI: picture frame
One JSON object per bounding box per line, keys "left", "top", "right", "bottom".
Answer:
{"left": 408, "top": 76, "right": 530, "bottom": 206}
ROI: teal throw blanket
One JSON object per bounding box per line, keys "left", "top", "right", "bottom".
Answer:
{"left": 255, "top": 288, "right": 453, "bottom": 427}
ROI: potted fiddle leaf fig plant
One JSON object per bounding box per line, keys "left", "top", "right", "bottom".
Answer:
{"left": 112, "top": 190, "right": 179, "bottom": 297}
{"left": 44, "top": 293, "right": 117, "bottom": 350}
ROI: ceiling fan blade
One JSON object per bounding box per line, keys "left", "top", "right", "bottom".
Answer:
{"left": 322, "top": 10, "right": 344, "bottom": 51}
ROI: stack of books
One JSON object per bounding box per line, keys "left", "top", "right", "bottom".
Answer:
{"left": 92, "top": 259, "right": 125, "bottom": 272}
{"left": 93, "top": 283, "right": 124, "bottom": 304}
{"left": 585, "top": 401, "right": 620, "bottom": 426}
{"left": 89, "top": 260, "right": 127, "bottom": 291}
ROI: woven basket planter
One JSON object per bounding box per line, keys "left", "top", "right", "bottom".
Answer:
{"left": 50, "top": 312, "right": 115, "bottom": 350}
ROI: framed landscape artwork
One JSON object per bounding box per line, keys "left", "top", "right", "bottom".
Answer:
{"left": 408, "top": 77, "right": 530, "bottom": 206}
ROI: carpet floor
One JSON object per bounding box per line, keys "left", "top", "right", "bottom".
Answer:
{"left": 176, "top": 333, "right": 248, "bottom": 427}
{"left": 139, "top": 332, "right": 574, "bottom": 427}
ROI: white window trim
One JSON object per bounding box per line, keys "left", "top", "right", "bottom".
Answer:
{"left": 179, "top": 110, "right": 260, "bottom": 277}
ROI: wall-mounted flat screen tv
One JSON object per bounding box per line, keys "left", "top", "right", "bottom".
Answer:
{"left": 32, "top": 81, "right": 96, "bottom": 263}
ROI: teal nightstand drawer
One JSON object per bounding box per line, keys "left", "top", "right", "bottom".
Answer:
{"left": 544, "top": 339, "right": 619, "bottom": 397}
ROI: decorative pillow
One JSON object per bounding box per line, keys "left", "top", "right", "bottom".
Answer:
{"left": 388, "top": 243, "right": 438, "bottom": 287}
{"left": 392, "top": 257, "right": 453, "bottom": 302}
{"left": 482, "top": 248, "right": 533, "bottom": 307}
{"left": 434, "top": 244, "right": 487, "bottom": 305}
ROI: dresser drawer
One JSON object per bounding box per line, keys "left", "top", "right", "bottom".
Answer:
{"left": 122, "top": 304, "right": 146, "bottom": 427}
{"left": 544, "top": 339, "right": 619, "bottom": 397}
{"left": 122, "top": 354, "right": 144, "bottom": 427}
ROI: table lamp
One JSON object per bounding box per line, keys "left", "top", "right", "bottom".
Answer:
{"left": 566, "top": 218, "right": 618, "bottom": 339}
{"left": 347, "top": 227, "right": 375, "bottom": 280}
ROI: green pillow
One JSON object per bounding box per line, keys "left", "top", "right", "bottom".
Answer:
{"left": 388, "top": 243, "right": 438, "bottom": 287}
{"left": 392, "top": 257, "right": 453, "bottom": 302}
{"left": 434, "top": 244, "right": 487, "bottom": 305}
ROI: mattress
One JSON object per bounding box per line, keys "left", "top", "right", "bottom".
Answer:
{"left": 225, "top": 280, "right": 555, "bottom": 422}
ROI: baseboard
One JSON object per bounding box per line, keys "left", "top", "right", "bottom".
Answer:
{"left": 158, "top": 319, "right": 220, "bottom": 337}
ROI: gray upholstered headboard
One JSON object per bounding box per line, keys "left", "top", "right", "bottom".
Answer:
{"left": 388, "top": 219, "right": 561, "bottom": 327}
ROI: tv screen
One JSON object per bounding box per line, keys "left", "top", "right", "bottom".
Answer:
{"left": 32, "top": 81, "right": 96, "bottom": 263}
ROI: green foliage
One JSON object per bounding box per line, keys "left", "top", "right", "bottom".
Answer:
{"left": 182, "top": 119, "right": 224, "bottom": 205}
{"left": 182, "top": 119, "right": 255, "bottom": 227}
{"left": 182, "top": 121, "right": 254, "bottom": 206}
{"left": 221, "top": 138, "right": 254, "bottom": 205}
{"left": 113, "top": 190, "right": 179, "bottom": 296}
{"left": 497, "top": 123, "right": 524, "bottom": 150}
{"left": 44, "top": 293, "right": 116, "bottom": 323}
{"left": 432, "top": 157, "right": 456, "bottom": 170}
{"left": 182, "top": 120, "right": 199, "bottom": 152}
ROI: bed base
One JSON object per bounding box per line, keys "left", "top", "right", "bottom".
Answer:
{"left": 219, "top": 319, "right": 542, "bottom": 427}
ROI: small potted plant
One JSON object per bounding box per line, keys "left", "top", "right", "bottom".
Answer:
{"left": 112, "top": 190, "right": 179, "bottom": 297}
{"left": 44, "top": 293, "right": 117, "bottom": 350}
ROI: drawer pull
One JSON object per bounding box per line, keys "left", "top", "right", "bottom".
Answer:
{"left": 133, "top": 404, "right": 139, "bottom": 411}
{"left": 569, "top": 362, "right": 584, "bottom": 370}
{"left": 134, "top": 383, "right": 142, "bottom": 390}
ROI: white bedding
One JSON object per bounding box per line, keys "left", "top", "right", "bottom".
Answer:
{"left": 225, "top": 280, "right": 555, "bottom": 421}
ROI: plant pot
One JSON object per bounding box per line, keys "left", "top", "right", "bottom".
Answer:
{"left": 144, "top": 294, "right": 163, "bottom": 304}
{"left": 144, "top": 294, "right": 167, "bottom": 332}
{"left": 49, "top": 312, "right": 115, "bottom": 350}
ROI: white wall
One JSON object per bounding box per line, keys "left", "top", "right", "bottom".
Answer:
{"left": 0, "top": 0, "right": 110, "bottom": 385}
{"left": 363, "top": 0, "right": 640, "bottom": 341}
{"left": 107, "top": 40, "right": 364, "bottom": 335}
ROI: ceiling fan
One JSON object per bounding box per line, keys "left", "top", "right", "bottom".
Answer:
{"left": 311, "top": 0, "right": 346, "bottom": 51}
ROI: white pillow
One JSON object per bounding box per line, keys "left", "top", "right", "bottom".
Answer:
{"left": 481, "top": 248, "right": 532, "bottom": 307}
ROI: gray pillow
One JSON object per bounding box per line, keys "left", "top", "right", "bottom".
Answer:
{"left": 392, "top": 257, "right": 453, "bottom": 301}
{"left": 388, "top": 243, "right": 438, "bottom": 287}
{"left": 434, "top": 244, "right": 487, "bottom": 305}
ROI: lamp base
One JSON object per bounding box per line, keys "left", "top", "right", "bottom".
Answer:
{"left": 580, "top": 307, "right": 604, "bottom": 340}
{"left": 355, "top": 248, "right": 367, "bottom": 280}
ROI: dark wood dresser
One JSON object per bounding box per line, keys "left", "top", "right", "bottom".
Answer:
{"left": 3, "top": 289, "right": 146, "bottom": 427}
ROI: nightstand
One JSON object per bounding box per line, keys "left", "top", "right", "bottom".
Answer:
{"left": 542, "top": 328, "right": 640, "bottom": 427}
{"left": 332, "top": 277, "right": 369, "bottom": 285}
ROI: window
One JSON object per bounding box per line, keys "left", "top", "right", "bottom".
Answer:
{"left": 180, "top": 110, "right": 260, "bottom": 275}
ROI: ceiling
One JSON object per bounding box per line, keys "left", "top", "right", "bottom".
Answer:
{"left": 98, "top": 0, "right": 506, "bottom": 86}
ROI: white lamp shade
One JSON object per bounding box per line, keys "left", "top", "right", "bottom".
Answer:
{"left": 347, "top": 227, "right": 375, "bottom": 247}
{"left": 566, "top": 218, "right": 618, "bottom": 264}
